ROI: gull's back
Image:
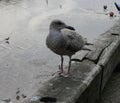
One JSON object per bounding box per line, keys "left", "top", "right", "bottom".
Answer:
{"left": 61, "top": 28, "right": 85, "bottom": 53}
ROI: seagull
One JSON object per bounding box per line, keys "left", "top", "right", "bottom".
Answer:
{"left": 46, "top": 20, "right": 86, "bottom": 75}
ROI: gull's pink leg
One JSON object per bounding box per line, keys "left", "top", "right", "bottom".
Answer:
{"left": 68, "top": 56, "right": 72, "bottom": 74}
{"left": 60, "top": 55, "right": 64, "bottom": 73}
{"left": 52, "top": 56, "right": 64, "bottom": 76}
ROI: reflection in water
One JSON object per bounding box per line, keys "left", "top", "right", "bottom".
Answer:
{"left": 0, "top": 0, "right": 21, "bottom": 5}
{"left": 46, "top": 0, "right": 48, "bottom": 5}
{"left": 59, "top": 4, "right": 62, "bottom": 8}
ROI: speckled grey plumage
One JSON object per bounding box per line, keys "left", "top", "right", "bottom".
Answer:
{"left": 46, "top": 20, "right": 85, "bottom": 75}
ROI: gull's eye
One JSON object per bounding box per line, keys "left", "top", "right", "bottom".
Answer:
{"left": 57, "top": 22, "right": 63, "bottom": 25}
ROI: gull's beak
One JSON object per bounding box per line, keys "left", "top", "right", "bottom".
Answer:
{"left": 65, "top": 25, "right": 75, "bottom": 31}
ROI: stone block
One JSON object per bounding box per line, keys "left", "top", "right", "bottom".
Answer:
{"left": 98, "top": 37, "right": 120, "bottom": 90}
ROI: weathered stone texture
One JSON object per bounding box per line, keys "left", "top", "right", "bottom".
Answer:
{"left": 76, "top": 67, "right": 101, "bottom": 103}
{"left": 34, "top": 62, "right": 98, "bottom": 103}
{"left": 98, "top": 37, "right": 120, "bottom": 90}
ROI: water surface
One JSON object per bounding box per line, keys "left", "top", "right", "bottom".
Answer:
{"left": 0, "top": 0, "right": 119, "bottom": 102}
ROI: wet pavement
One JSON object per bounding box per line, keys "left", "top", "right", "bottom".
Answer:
{"left": 100, "top": 65, "right": 120, "bottom": 103}
{"left": 0, "top": 0, "right": 120, "bottom": 103}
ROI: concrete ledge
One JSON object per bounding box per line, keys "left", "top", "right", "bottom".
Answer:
{"left": 23, "top": 62, "right": 101, "bottom": 103}
{"left": 98, "top": 36, "right": 120, "bottom": 90}
{"left": 37, "top": 62, "right": 100, "bottom": 103}
{"left": 23, "top": 20, "right": 120, "bottom": 103}
{"left": 75, "top": 65, "right": 102, "bottom": 103}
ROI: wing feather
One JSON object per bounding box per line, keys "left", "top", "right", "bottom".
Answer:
{"left": 61, "top": 29, "right": 85, "bottom": 52}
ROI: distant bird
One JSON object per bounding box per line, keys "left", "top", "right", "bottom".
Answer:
{"left": 103, "top": 5, "right": 107, "bottom": 10}
{"left": 46, "top": 20, "right": 86, "bottom": 75}
{"left": 5, "top": 37, "right": 10, "bottom": 41}
{"left": 4, "top": 37, "right": 10, "bottom": 44}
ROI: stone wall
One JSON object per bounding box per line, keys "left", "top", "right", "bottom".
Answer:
{"left": 23, "top": 20, "right": 120, "bottom": 103}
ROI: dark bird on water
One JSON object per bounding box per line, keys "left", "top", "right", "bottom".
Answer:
{"left": 4, "top": 37, "right": 10, "bottom": 44}
{"left": 46, "top": 20, "right": 86, "bottom": 76}
{"left": 5, "top": 37, "right": 10, "bottom": 41}
{"left": 103, "top": 5, "right": 107, "bottom": 10}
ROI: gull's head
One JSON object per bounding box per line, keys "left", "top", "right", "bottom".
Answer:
{"left": 49, "top": 20, "right": 75, "bottom": 31}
